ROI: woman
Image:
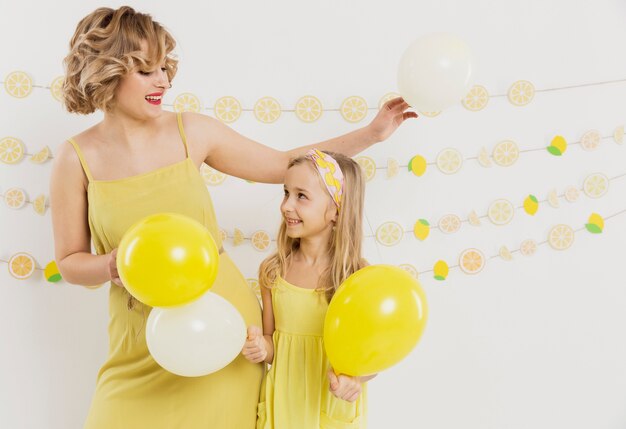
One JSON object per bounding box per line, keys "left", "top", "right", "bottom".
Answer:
{"left": 50, "top": 6, "right": 416, "bottom": 429}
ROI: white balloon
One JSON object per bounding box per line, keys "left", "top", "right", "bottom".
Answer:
{"left": 146, "top": 291, "right": 246, "bottom": 377}
{"left": 397, "top": 33, "right": 473, "bottom": 112}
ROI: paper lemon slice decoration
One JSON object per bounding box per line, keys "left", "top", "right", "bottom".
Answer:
{"left": 477, "top": 147, "right": 492, "bottom": 167}
{"left": 340, "top": 96, "right": 368, "bottom": 123}
{"left": 386, "top": 158, "right": 399, "bottom": 178}
{"left": 564, "top": 186, "right": 580, "bottom": 203}
{"left": 233, "top": 228, "right": 245, "bottom": 246}
{"left": 488, "top": 199, "right": 514, "bottom": 225}
{"left": 547, "top": 189, "right": 560, "bottom": 208}
{"left": 251, "top": 230, "right": 271, "bottom": 251}
{"left": 614, "top": 125, "right": 624, "bottom": 144}
{"left": 583, "top": 173, "right": 609, "bottom": 198}
{"left": 295, "top": 95, "right": 323, "bottom": 123}
{"left": 246, "top": 278, "right": 262, "bottom": 304}
{"left": 468, "top": 210, "right": 482, "bottom": 226}
{"left": 44, "top": 261, "right": 62, "bottom": 283}
{"left": 436, "top": 148, "right": 463, "bottom": 174}
{"left": 32, "top": 194, "right": 47, "bottom": 215}
{"left": 31, "top": 146, "right": 51, "bottom": 164}
{"left": 507, "top": 80, "right": 535, "bottom": 106}
{"left": 492, "top": 140, "right": 519, "bottom": 167}
{"left": 523, "top": 195, "right": 539, "bottom": 216}
{"left": 254, "top": 97, "right": 281, "bottom": 123}
{"left": 200, "top": 163, "right": 227, "bottom": 186}
{"left": 438, "top": 214, "right": 461, "bottom": 234}
{"left": 355, "top": 156, "right": 376, "bottom": 182}
{"left": 548, "top": 224, "right": 574, "bottom": 250}
{"left": 0, "top": 137, "right": 25, "bottom": 164}
{"left": 5, "top": 71, "right": 33, "bottom": 98}
{"left": 462, "top": 85, "right": 489, "bottom": 111}
{"left": 219, "top": 228, "right": 228, "bottom": 244}
{"left": 433, "top": 260, "right": 449, "bottom": 281}
{"left": 580, "top": 130, "right": 601, "bottom": 151}
{"left": 376, "top": 222, "right": 403, "bottom": 246}
{"left": 398, "top": 264, "right": 419, "bottom": 280}
{"left": 378, "top": 92, "right": 401, "bottom": 110}
{"left": 408, "top": 155, "right": 427, "bottom": 176}
{"left": 585, "top": 213, "right": 604, "bottom": 234}
{"left": 5, "top": 188, "right": 27, "bottom": 209}
{"left": 499, "top": 246, "right": 513, "bottom": 261}
{"left": 547, "top": 135, "right": 567, "bottom": 156}
{"left": 520, "top": 239, "right": 538, "bottom": 256}
{"left": 214, "top": 96, "right": 242, "bottom": 123}
{"left": 413, "top": 219, "right": 430, "bottom": 241}
{"left": 9, "top": 253, "right": 35, "bottom": 280}
{"left": 173, "top": 93, "right": 202, "bottom": 113}
{"left": 459, "top": 248, "right": 485, "bottom": 274}
{"left": 50, "top": 76, "right": 64, "bottom": 102}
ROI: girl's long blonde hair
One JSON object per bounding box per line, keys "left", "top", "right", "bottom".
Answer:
{"left": 62, "top": 6, "right": 178, "bottom": 114}
{"left": 259, "top": 151, "right": 367, "bottom": 301}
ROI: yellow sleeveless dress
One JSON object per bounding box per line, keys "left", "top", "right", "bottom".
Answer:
{"left": 69, "top": 113, "right": 264, "bottom": 429}
{"left": 257, "top": 277, "right": 366, "bottom": 429}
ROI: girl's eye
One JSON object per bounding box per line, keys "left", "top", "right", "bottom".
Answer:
{"left": 139, "top": 70, "right": 151, "bottom": 76}
{"left": 161, "top": 67, "right": 167, "bottom": 72}
{"left": 298, "top": 193, "right": 306, "bottom": 199}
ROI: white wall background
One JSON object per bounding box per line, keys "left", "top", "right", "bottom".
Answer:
{"left": 2, "top": 0, "right": 626, "bottom": 428}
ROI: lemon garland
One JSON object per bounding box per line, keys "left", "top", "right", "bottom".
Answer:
{"left": 1, "top": 188, "right": 48, "bottom": 215}
{"left": 0, "top": 137, "right": 51, "bottom": 164}
{"left": 3, "top": 70, "right": 626, "bottom": 121}
{"left": 1, "top": 254, "right": 60, "bottom": 282}
{"left": 419, "top": 209, "right": 623, "bottom": 281}
{"left": 371, "top": 172, "right": 624, "bottom": 246}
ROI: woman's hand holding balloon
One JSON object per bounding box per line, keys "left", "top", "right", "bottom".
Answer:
{"left": 108, "top": 248, "right": 123, "bottom": 287}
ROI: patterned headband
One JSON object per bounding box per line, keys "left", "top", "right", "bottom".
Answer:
{"left": 304, "top": 149, "right": 344, "bottom": 209}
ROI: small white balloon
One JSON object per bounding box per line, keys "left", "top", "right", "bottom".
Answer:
{"left": 397, "top": 33, "right": 474, "bottom": 112}
{"left": 146, "top": 291, "right": 246, "bottom": 377}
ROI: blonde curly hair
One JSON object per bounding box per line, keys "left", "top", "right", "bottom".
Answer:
{"left": 62, "top": 6, "right": 178, "bottom": 114}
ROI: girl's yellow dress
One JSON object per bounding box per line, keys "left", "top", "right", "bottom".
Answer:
{"left": 69, "top": 113, "right": 264, "bottom": 429}
{"left": 257, "top": 276, "right": 366, "bottom": 428}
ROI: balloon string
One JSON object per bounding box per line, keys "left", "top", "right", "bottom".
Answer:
{"left": 488, "top": 78, "right": 626, "bottom": 98}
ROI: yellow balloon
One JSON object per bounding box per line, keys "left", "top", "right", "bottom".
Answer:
{"left": 117, "top": 213, "right": 219, "bottom": 307}
{"left": 324, "top": 265, "right": 428, "bottom": 376}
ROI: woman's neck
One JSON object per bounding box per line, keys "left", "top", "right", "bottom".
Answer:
{"left": 99, "top": 111, "right": 161, "bottom": 148}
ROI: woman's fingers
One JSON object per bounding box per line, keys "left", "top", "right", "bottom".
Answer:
{"left": 384, "top": 96, "right": 405, "bottom": 110}
{"left": 109, "top": 248, "right": 120, "bottom": 281}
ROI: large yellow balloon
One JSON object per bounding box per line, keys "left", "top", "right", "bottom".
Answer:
{"left": 117, "top": 213, "right": 219, "bottom": 307}
{"left": 324, "top": 265, "right": 428, "bottom": 376}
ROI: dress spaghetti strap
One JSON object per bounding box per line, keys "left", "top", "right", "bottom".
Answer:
{"left": 176, "top": 112, "right": 190, "bottom": 158}
{"left": 67, "top": 138, "right": 94, "bottom": 182}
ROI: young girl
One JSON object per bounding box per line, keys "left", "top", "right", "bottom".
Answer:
{"left": 242, "top": 149, "right": 375, "bottom": 428}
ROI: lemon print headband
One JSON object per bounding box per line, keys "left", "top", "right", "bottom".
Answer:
{"left": 304, "top": 149, "right": 344, "bottom": 209}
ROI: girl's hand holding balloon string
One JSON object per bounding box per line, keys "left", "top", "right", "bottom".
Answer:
{"left": 327, "top": 370, "right": 367, "bottom": 403}
{"left": 242, "top": 326, "right": 269, "bottom": 363}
